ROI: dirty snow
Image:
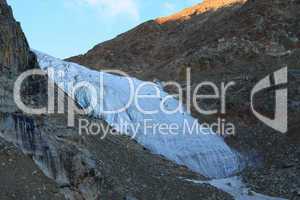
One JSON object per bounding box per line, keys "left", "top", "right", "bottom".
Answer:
{"left": 187, "top": 176, "right": 287, "bottom": 200}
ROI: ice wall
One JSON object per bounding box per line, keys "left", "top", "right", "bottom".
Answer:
{"left": 34, "top": 50, "right": 242, "bottom": 178}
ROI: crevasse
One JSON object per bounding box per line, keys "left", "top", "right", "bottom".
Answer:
{"left": 33, "top": 50, "right": 242, "bottom": 178}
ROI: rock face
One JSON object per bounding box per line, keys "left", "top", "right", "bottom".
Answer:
{"left": 0, "top": 0, "right": 31, "bottom": 113}
{"left": 0, "top": 0, "right": 65, "bottom": 199}
{"left": 0, "top": 0, "right": 30, "bottom": 72}
{"left": 0, "top": 138, "right": 65, "bottom": 200}
{"left": 0, "top": 0, "right": 234, "bottom": 199}
{"left": 68, "top": 0, "right": 300, "bottom": 199}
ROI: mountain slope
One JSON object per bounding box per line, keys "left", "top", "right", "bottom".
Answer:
{"left": 67, "top": 0, "right": 247, "bottom": 80}
{"left": 156, "top": 0, "right": 246, "bottom": 24}
{"left": 0, "top": 0, "right": 65, "bottom": 199}
{"left": 67, "top": 0, "right": 300, "bottom": 198}
{"left": 68, "top": 0, "right": 300, "bottom": 81}
{"left": 0, "top": 1, "right": 235, "bottom": 199}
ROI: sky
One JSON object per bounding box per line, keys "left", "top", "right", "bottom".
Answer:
{"left": 8, "top": 0, "right": 201, "bottom": 59}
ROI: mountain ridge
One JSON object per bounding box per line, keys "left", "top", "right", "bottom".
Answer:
{"left": 67, "top": 0, "right": 248, "bottom": 80}
{"left": 67, "top": 0, "right": 300, "bottom": 198}
{"left": 156, "top": 0, "right": 246, "bottom": 24}
{"left": 0, "top": 0, "right": 236, "bottom": 199}
{"left": 0, "top": 0, "right": 299, "bottom": 199}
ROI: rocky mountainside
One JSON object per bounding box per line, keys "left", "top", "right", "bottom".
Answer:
{"left": 67, "top": 0, "right": 247, "bottom": 80}
{"left": 0, "top": 0, "right": 65, "bottom": 199}
{"left": 0, "top": 0, "right": 235, "bottom": 199}
{"left": 68, "top": 0, "right": 300, "bottom": 81}
{"left": 157, "top": 0, "right": 246, "bottom": 24}
{"left": 0, "top": 0, "right": 299, "bottom": 199}
{"left": 68, "top": 0, "right": 300, "bottom": 199}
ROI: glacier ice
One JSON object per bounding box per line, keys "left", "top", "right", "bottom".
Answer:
{"left": 187, "top": 176, "right": 287, "bottom": 200}
{"left": 33, "top": 50, "right": 242, "bottom": 178}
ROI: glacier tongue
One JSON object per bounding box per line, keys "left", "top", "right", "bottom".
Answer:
{"left": 187, "top": 176, "right": 287, "bottom": 200}
{"left": 33, "top": 50, "right": 242, "bottom": 178}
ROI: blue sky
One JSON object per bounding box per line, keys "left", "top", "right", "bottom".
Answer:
{"left": 8, "top": 0, "right": 201, "bottom": 59}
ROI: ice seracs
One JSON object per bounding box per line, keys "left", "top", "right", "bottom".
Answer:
{"left": 33, "top": 50, "right": 242, "bottom": 178}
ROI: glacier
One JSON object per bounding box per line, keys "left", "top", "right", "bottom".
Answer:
{"left": 187, "top": 176, "right": 287, "bottom": 200}
{"left": 33, "top": 50, "right": 242, "bottom": 178}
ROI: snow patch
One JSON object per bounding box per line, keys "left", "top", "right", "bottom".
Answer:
{"left": 187, "top": 176, "right": 287, "bottom": 200}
